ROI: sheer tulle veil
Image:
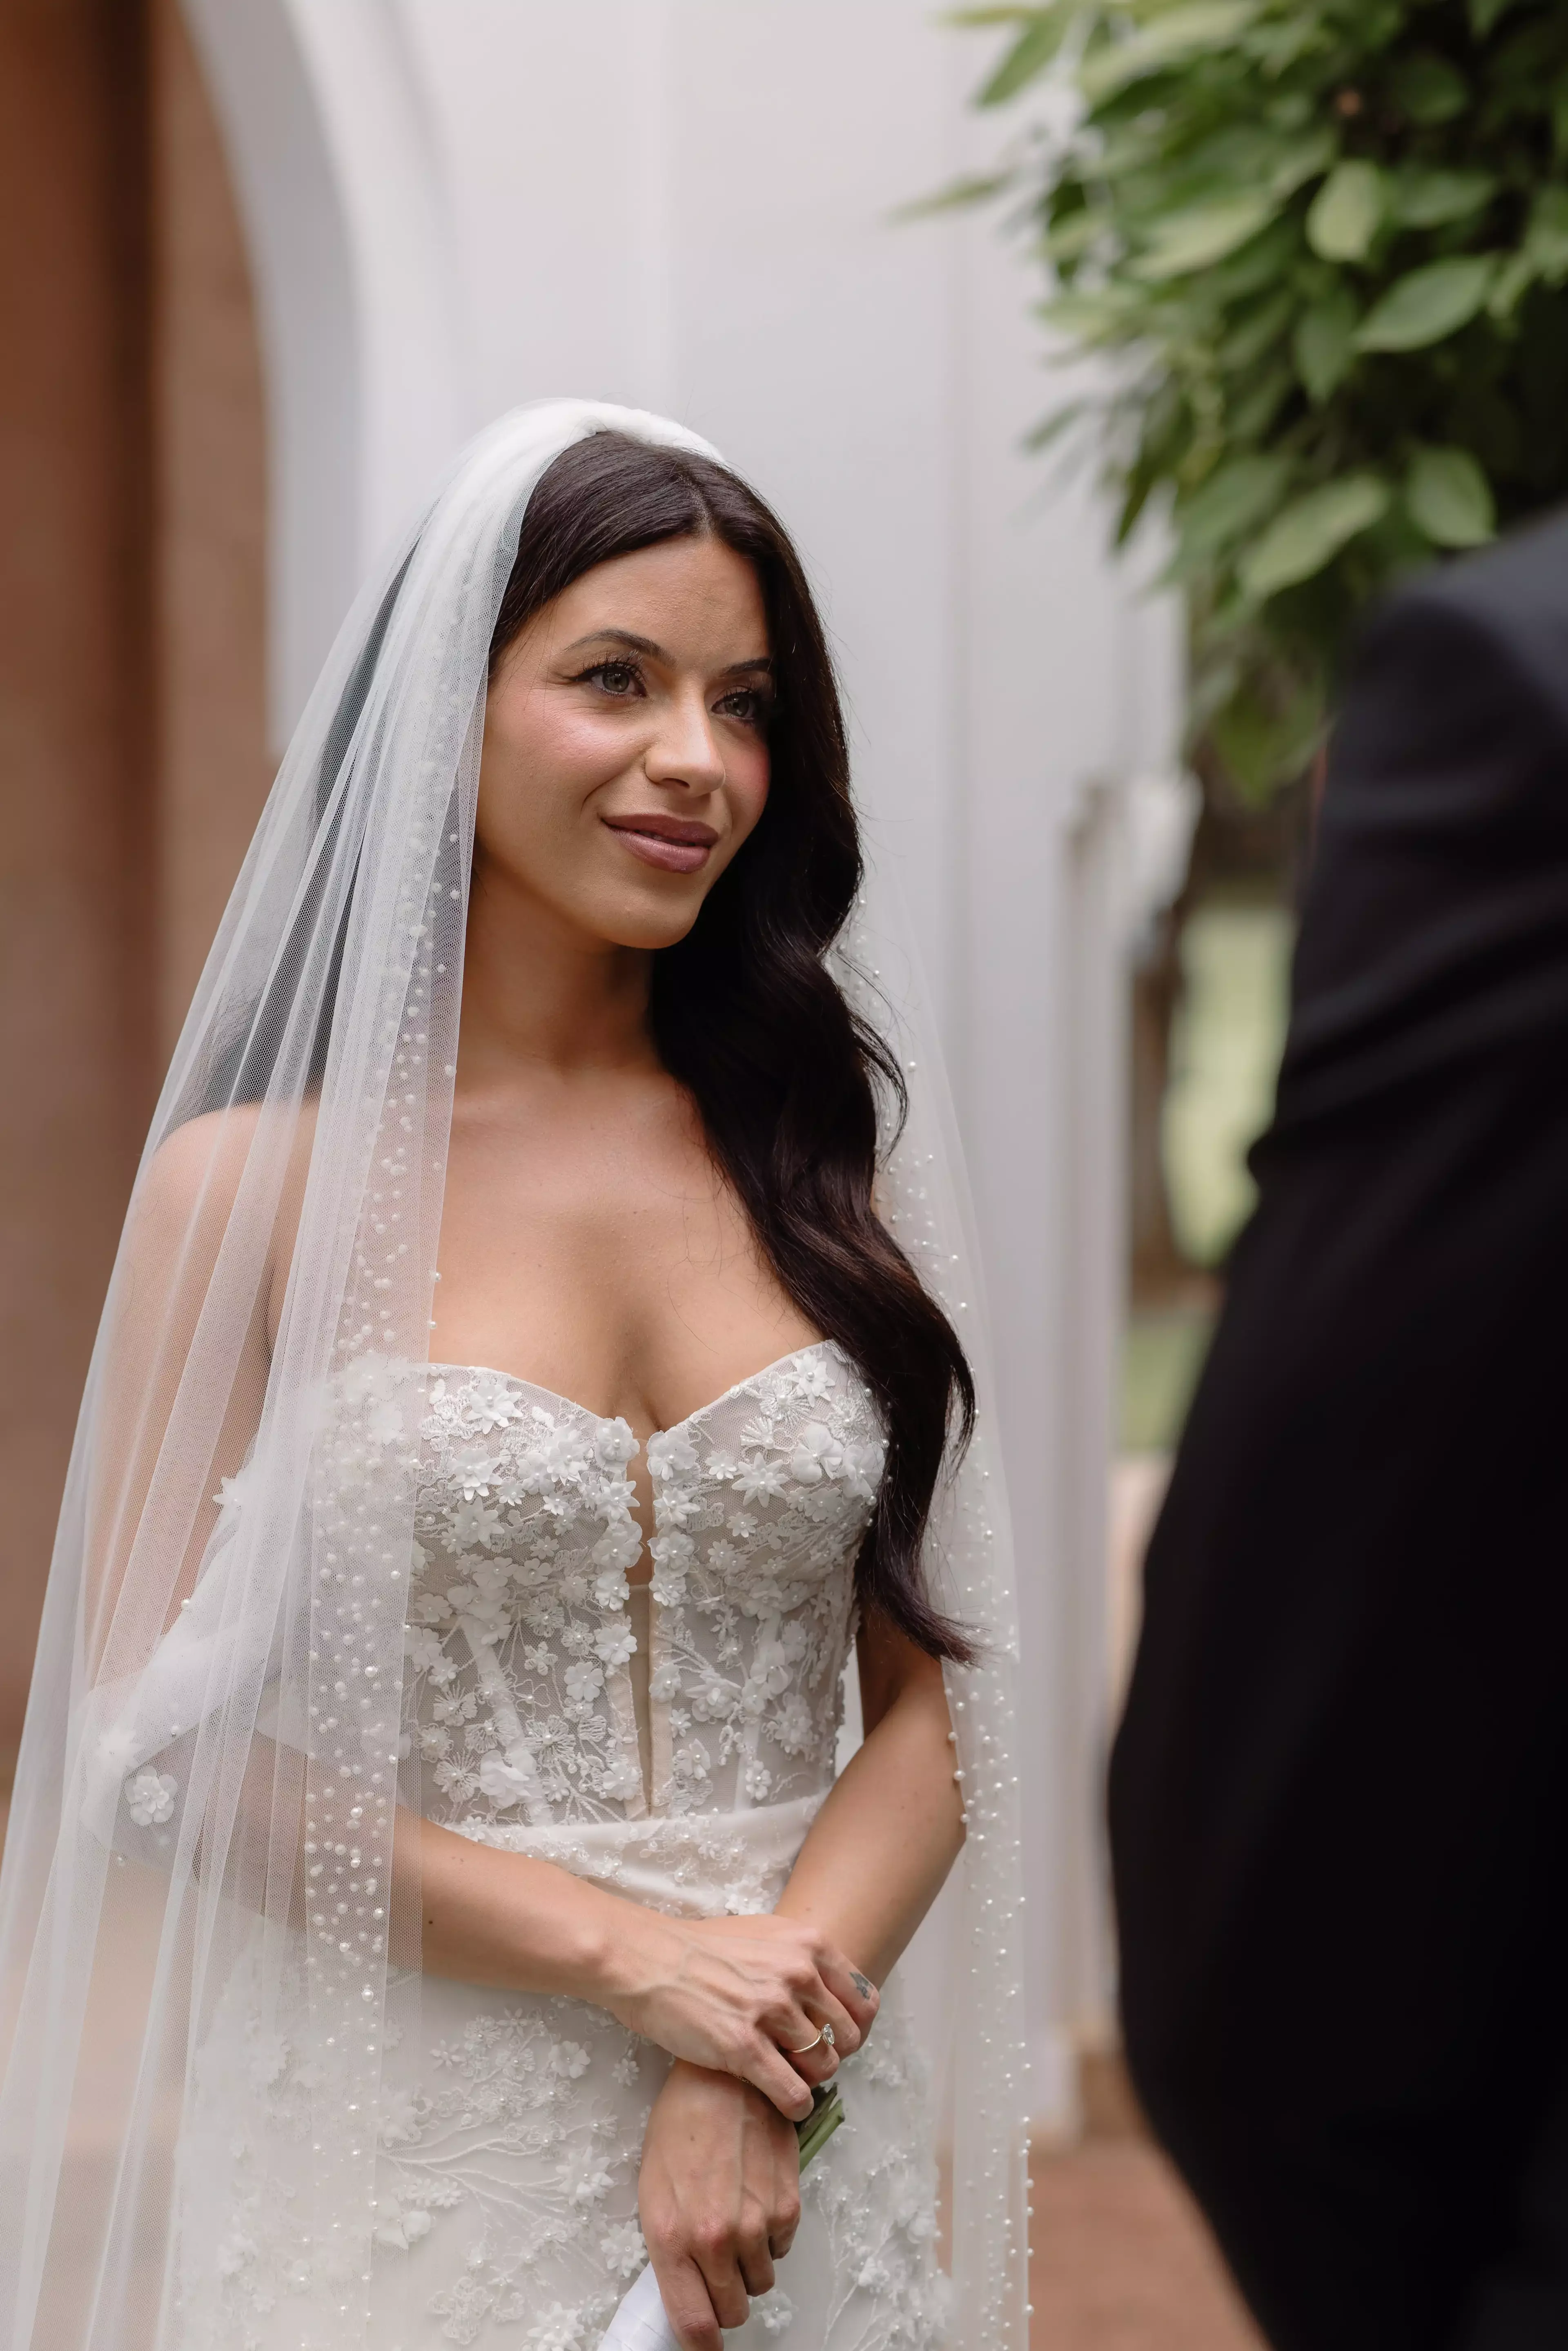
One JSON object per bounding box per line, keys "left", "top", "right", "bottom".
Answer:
{"left": 0, "top": 399, "right": 1028, "bottom": 2347}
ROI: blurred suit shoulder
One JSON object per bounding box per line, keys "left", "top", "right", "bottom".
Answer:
{"left": 1278, "top": 507, "right": 1568, "bottom": 1127}
{"left": 1385, "top": 499, "right": 1568, "bottom": 722}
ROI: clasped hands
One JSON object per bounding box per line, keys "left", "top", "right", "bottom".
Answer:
{"left": 600, "top": 1910, "right": 879, "bottom": 2351}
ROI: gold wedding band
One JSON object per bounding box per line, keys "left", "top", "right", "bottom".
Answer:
{"left": 786, "top": 2021, "right": 835, "bottom": 2056}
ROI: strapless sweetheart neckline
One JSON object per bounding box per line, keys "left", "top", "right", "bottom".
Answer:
{"left": 423, "top": 1335, "right": 839, "bottom": 1446}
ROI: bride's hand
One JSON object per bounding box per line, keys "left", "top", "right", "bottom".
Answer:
{"left": 601, "top": 1910, "right": 878, "bottom": 2121}
{"left": 639, "top": 2059, "right": 801, "bottom": 2351}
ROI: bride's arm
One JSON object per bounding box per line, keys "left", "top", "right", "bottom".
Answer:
{"left": 773, "top": 1605, "right": 966, "bottom": 1974}
{"left": 637, "top": 1608, "right": 964, "bottom": 2350}
{"left": 399, "top": 1811, "right": 875, "bottom": 2121}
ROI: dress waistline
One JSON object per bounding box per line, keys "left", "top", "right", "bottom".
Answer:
{"left": 443, "top": 1792, "right": 827, "bottom": 1917}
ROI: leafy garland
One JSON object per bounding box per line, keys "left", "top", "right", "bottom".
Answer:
{"left": 954, "top": 0, "right": 1568, "bottom": 797}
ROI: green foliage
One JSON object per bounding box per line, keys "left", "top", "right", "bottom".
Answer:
{"left": 951, "top": 0, "right": 1568, "bottom": 800}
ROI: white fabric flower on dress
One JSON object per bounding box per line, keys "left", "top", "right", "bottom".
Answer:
{"left": 124, "top": 1768, "right": 178, "bottom": 1827}
{"left": 771, "top": 1692, "right": 815, "bottom": 1756}
{"left": 599, "top": 2220, "right": 646, "bottom": 2277}
{"left": 563, "top": 1661, "right": 605, "bottom": 1706}
{"left": 210, "top": 1462, "right": 256, "bottom": 1517}
{"left": 595, "top": 1418, "right": 639, "bottom": 1469}
{"left": 645, "top": 1428, "right": 698, "bottom": 1480}
{"left": 477, "top": 1751, "right": 536, "bottom": 1808}
{"left": 591, "top": 1520, "right": 641, "bottom": 1578}
{"left": 788, "top": 1422, "right": 844, "bottom": 1485}
{"left": 735, "top": 1456, "right": 787, "bottom": 1506}
{"left": 558, "top": 2147, "right": 612, "bottom": 2204}
{"left": 378, "top": 2089, "right": 422, "bottom": 2147}
{"left": 593, "top": 1621, "right": 636, "bottom": 1669}
{"left": 524, "top": 2305, "right": 587, "bottom": 2351}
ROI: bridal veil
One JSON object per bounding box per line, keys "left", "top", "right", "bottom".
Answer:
{"left": 0, "top": 400, "right": 1029, "bottom": 2348}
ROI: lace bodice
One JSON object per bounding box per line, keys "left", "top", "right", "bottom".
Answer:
{"left": 316, "top": 1342, "right": 885, "bottom": 1836}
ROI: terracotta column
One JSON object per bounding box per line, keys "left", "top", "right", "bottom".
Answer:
{"left": 0, "top": 0, "right": 155, "bottom": 1765}
{"left": 150, "top": 0, "right": 270, "bottom": 1061}
{"left": 0, "top": 0, "right": 267, "bottom": 1769}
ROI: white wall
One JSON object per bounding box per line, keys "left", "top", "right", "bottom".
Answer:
{"left": 183, "top": 0, "right": 1180, "bottom": 2132}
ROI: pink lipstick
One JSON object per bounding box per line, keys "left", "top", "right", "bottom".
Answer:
{"left": 602, "top": 812, "right": 718, "bottom": 874}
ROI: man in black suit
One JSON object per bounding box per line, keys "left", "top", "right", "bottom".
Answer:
{"left": 1109, "top": 510, "right": 1568, "bottom": 2351}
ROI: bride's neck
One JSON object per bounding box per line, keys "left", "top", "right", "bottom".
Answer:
{"left": 456, "top": 857, "right": 657, "bottom": 1083}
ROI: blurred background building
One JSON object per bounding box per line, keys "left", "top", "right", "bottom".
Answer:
{"left": 5, "top": 9, "right": 1289, "bottom": 2330}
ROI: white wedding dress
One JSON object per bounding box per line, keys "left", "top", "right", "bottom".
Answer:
{"left": 178, "top": 1341, "right": 947, "bottom": 2350}
{"left": 0, "top": 406, "right": 1025, "bottom": 2351}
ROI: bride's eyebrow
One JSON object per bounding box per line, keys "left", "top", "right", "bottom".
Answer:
{"left": 561, "top": 628, "right": 773, "bottom": 679}
{"left": 562, "top": 627, "right": 663, "bottom": 657}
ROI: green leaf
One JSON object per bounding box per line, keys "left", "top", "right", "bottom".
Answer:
{"left": 1022, "top": 399, "right": 1089, "bottom": 453}
{"left": 1469, "top": 0, "right": 1523, "bottom": 33}
{"left": 1306, "top": 160, "right": 1385, "bottom": 261}
{"left": 1176, "top": 453, "right": 1292, "bottom": 563}
{"left": 1040, "top": 208, "right": 1101, "bottom": 265}
{"left": 1218, "top": 288, "right": 1294, "bottom": 371}
{"left": 1268, "top": 129, "right": 1339, "bottom": 203}
{"left": 1228, "top": 361, "right": 1294, "bottom": 443}
{"left": 1404, "top": 445, "right": 1497, "bottom": 546}
{"left": 1294, "top": 289, "right": 1359, "bottom": 401}
{"left": 978, "top": 9, "right": 1074, "bottom": 104}
{"left": 1487, "top": 247, "right": 1538, "bottom": 320}
{"left": 1239, "top": 474, "right": 1391, "bottom": 597}
{"left": 1132, "top": 193, "right": 1280, "bottom": 279}
{"left": 1206, "top": 222, "right": 1303, "bottom": 304}
{"left": 1525, "top": 186, "right": 1568, "bottom": 284}
{"left": 1209, "top": 678, "right": 1326, "bottom": 802}
{"left": 894, "top": 170, "right": 1014, "bottom": 221}
{"left": 1043, "top": 287, "right": 1134, "bottom": 343}
{"left": 1385, "top": 169, "right": 1498, "bottom": 230}
{"left": 1078, "top": 0, "right": 1260, "bottom": 104}
{"left": 1354, "top": 256, "right": 1498, "bottom": 351}
{"left": 1388, "top": 51, "right": 1470, "bottom": 125}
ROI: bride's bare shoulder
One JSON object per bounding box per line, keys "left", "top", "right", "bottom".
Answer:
{"left": 131, "top": 1102, "right": 318, "bottom": 1259}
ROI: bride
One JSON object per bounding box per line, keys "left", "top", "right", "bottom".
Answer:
{"left": 0, "top": 403, "right": 1026, "bottom": 2350}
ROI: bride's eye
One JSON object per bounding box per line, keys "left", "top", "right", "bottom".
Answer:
{"left": 577, "top": 658, "right": 643, "bottom": 698}
{"left": 714, "top": 686, "right": 771, "bottom": 730}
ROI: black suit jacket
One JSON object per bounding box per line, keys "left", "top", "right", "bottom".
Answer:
{"left": 1109, "top": 509, "right": 1568, "bottom": 2351}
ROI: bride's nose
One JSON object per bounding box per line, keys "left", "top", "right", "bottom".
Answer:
{"left": 642, "top": 686, "right": 725, "bottom": 796}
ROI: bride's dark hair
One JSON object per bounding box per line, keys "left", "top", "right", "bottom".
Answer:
{"left": 496, "top": 431, "right": 975, "bottom": 1663}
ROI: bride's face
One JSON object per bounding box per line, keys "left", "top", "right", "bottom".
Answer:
{"left": 476, "top": 533, "right": 773, "bottom": 951}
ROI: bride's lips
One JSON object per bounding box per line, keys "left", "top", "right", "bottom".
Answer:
{"left": 601, "top": 812, "right": 719, "bottom": 875}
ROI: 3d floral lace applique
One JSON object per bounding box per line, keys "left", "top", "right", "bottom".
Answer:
{"left": 183, "top": 1345, "right": 944, "bottom": 2348}
{"left": 367, "top": 1989, "right": 648, "bottom": 2348}
{"left": 317, "top": 1359, "right": 648, "bottom": 1828}
{"left": 124, "top": 1767, "right": 178, "bottom": 1827}
{"left": 645, "top": 1344, "right": 885, "bottom": 1815}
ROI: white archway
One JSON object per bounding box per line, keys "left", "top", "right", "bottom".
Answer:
{"left": 180, "top": 0, "right": 470, "bottom": 744}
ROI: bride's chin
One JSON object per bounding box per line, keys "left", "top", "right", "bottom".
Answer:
{"left": 581, "top": 888, "right": 705, "bottom": 956}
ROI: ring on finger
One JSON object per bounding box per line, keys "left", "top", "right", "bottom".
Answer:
{"left": 785, "top": 2021, "right": 835, "bottom": 2056}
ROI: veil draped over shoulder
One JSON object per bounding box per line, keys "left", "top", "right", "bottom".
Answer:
{"left": 0, "top": 401, "right": 1028, "bottom": 2349}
